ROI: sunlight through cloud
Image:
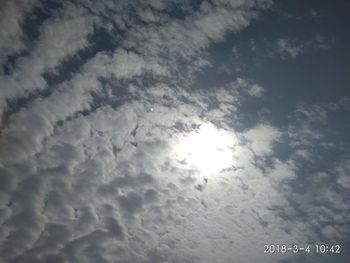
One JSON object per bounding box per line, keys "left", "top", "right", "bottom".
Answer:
{"left": 174, "top": 122, "right": 236, "bottom": 175}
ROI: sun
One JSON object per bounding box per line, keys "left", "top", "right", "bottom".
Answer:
{"left": 173, "top": 122, "right": 236, "bottom": 175}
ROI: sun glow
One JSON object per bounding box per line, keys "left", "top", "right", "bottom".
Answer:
{"left": 174, "top": 122, "right": 236, "bottom": 175}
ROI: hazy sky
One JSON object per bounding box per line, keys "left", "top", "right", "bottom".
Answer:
{"left": 0, "top": 1, "right": 349, "bottom": 262}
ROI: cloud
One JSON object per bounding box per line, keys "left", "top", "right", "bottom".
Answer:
{"left": 336, "top": 160, "right": 350, "bottom": 190}
{"left": 0, "top": 0, "right": 40, "bottom": 65}
{"left": 1, "top": 1, "right": 349, "bottom": 262}
{"left": 275, "top": 35, "right": 332, "bottom": 59}
{"left": 276, "top": 38, "right": 305, "bottom": 58}
{"left": 0, "top": 1, "right": 98, "bottom": 126}
{"left": 243, "top": 124, "right": 282, "bottom": 156}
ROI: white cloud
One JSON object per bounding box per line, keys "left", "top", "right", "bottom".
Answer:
{"left": 0, "top": 0, "right": 40, "bottom": 65}
{"left": 275, "top": 35, "right": 332, "bottom": 59}
{"left": 336, "top": 160, "right": 350, "bottom": 189}
{"left": 236, "top": 78, "right": 265, "bottom": 97}
{"left": 266, "top": 159, "right": 296, "bottom": 184}
{"left": 243, "top": 124, "right": 282, "bottom": 156}
{"left": 1, "top": 1, "right": 348, "bottom": 262}
{"left": 248, "top": 84, "right": 264, "bottom": 97}
{"left": 1, "top": 78, "right": 305, "bottom": 262}
{"left": 277, "top": 38, "right": 305, "bottom": 58}
{"left": 0, "top": 2, "right": 97, "bottom": 122}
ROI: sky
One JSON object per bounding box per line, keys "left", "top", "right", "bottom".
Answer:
{"left": 0, "top": 0, "right": 349, "bottom": 262}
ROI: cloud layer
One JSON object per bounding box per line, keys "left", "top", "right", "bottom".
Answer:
{"left": 0, "top": 1, "right": 349, "bottom": 263}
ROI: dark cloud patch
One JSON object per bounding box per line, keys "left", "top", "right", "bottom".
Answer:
{"left": 144, "top": 189, "right": 159, "bottom": 204}
{"left": 117, "top": 192, "right": 143, "bottom": 215}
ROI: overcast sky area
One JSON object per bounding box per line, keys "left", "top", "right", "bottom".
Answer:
{"left": 0, "top": 0, "right": 349, "bottom": 262}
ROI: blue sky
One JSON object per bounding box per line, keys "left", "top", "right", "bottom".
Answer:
{"left": 0, "top": 1, "right": 349, "bottom": 262}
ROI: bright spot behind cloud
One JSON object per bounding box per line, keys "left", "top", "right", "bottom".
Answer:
{"left": 174, "top": 122, "right": 236, "bottom": 175}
